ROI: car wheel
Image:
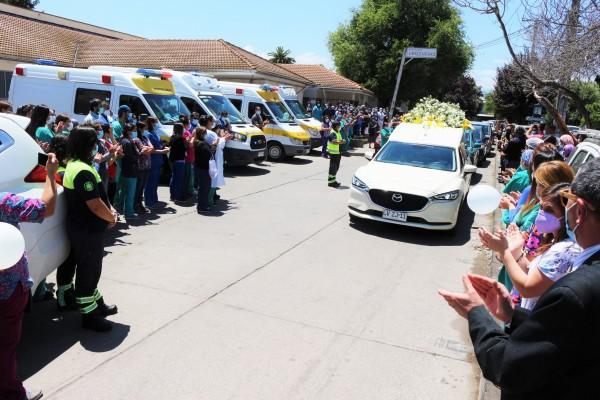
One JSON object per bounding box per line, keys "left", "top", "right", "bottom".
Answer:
{"left": 268, "top": 142, "right": 285, "bottom": 162}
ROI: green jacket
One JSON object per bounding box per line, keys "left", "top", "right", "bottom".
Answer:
{"left": 503, "top": 167, "right": 531, "bottom": 194}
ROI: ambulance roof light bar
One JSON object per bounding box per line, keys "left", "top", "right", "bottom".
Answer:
{"left": 135, "top": 68, "right": 172, "bottom": 80}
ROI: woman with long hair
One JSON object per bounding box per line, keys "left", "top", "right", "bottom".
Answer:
{"left": 193, "top": 126, "right": 212, "bottom": 213}
{"left": 25, "top": 105, "right": 53, "bottom": 145}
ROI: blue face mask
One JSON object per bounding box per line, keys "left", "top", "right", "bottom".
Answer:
{"left": 98, "top": 107, "right": 105, "bottom": 115}
{"left": 97, "top": 131, "right": 104, "bottom": 139}
{"left": 132, "top": 131, "right": 138, "bottom": 139}
{"left": 91, "top": 144, "right": 99, "bottom": 157}
{"left": 565, "top": 202, "right": 580, "bottom": 242}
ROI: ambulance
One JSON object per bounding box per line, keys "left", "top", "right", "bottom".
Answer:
{"left": 88, "top": 67, "right": 267, "bottom": 166}
{"left": 277, "top": 85, "right": 322, "bottom": 149}
{"left": 163, "top": 70, "right": 267, "bottom": 166}
{"left": 9, "top": 61, "right": 189, "bottom": 140}
{"left": 219, "top": 82, "right": 311, "bottom": 161}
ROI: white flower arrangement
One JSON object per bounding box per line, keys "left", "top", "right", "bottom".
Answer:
{"left": 401, "top": 97, "right": 469, "bottom": 129}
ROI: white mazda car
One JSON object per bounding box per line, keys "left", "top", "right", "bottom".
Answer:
{"left": 0, "top": 113, "right": 69, "bottom": 290}
{"left": 348, "top": 123, "right": 477, "bottom": 230}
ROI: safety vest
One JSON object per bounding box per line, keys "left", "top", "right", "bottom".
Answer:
{"left": 63, "top": 159, "right": 101, "bottom": 190}
{"left": 328, "top": 130, "right": 342, "bottom": 155}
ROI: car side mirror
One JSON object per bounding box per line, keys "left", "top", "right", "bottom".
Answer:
{"left": 464, "top": 164, "right": 477, "bottom": 174}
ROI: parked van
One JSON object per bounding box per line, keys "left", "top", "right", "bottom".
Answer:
{"left": 9, "top": 63, "right": 189, "bottom": 140}
{"left": 277, "top": 86, "right": 322, "bottom": 149}
{"left": 219, "top": 82, "right": 311, "bottom": 161}
{"left": 89, "top": 67, "right": 267, "bottom": 167}
{"left": 165, "top": 70, "right": 267, "bottom": 166}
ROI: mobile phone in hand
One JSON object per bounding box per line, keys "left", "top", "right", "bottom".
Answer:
{"left": 37, "top": 152, "right": 49, "bottom": 166}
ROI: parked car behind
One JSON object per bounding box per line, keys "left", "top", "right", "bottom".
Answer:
{"left": 568, "top": 130, "right": 600, "bottom": 174}
{"left": 0, "top": 113, "right": 69, "bottom": 291}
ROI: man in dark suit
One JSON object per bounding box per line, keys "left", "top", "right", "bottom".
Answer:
{"left": 439, "top": 158, "right": 600, "bottom": 400}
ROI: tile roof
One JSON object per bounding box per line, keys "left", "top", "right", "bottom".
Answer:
{"left": 277, "top": 64, "right": 373, "bottom": 94}
{"left": 74, "top": 39, "right": 312, "bottom": 85}
{"left": 0, "top": 13, "right": 110, "bottom": 65}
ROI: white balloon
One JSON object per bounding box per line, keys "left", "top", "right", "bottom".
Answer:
{"left": 467, "top": 184, "right": 502, "bottom": 215}
{"left": 0, "top": 222, "right": 26, "bottom": 270}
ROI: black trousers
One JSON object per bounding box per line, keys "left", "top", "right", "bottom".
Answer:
{"left": 196, "top": 168, "right": 211, "bottom": 210}
{"left": 66, "top": 224, "right": 105, "bottom": 301}
{"left": 328, "top": 153, "right": 341, "bottom": 182}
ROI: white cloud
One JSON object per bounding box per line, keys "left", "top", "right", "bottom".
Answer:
{"left": 470, "top": 68, "right": 497, "bottom": 92}
{"left": 242, "top": 45, "right": 269, "bottom": 60}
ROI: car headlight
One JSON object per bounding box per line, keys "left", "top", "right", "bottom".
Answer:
{"left": 291, "top": 138, "right": 304, "bottom": 145}
{"left": 231, "top": 131, "right": 247, "bottom": 142}
{"left": 352, "top": 176, "right": 369, "bottom": 192}
{"left": 431, "top": 190, "right": 460, "bottom": 201}
{"left": 308, "top": 128, "right": 320, "bottom": 137}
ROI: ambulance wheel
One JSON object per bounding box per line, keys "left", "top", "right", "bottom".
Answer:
{"left": 268, "top": 143, "right": 285, "bottom": 162}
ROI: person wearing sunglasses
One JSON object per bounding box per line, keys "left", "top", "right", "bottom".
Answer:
{"left": 439, "top": 158, "right": 600, "bottom": 399}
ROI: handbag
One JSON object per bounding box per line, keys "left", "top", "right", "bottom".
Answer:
{"left": 208, "top": 154, "right": 219, "bottom": 179}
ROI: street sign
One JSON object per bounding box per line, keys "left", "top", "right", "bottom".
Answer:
{"left": 405, "top": 47, "right": 437, "bottom": 59}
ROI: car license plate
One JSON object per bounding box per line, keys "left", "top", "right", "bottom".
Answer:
{"left": 258, "top": 152, "right": 264, "bottom": 157}
{"left": 382, "top": 209, "right": 407, "bottom": 222}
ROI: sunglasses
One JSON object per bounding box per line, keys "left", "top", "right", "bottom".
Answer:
{"left": 559, "top": 188, "right": 578, "bottom": 208}
{"left": 560, "top": 188, "right": 598, "bottom": 211}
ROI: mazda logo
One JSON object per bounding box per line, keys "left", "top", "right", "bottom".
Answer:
{"left": 392, "top": 193, "right": 403, "bottom": 203}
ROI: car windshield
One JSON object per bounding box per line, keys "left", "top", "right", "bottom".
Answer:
{"left": 285, "top": 100, "right": 311, "bottom": 119}
{"left": 142, "top": 94, "right": 190, "bottom": 125}
{"left": 470, "top": 126, "right": 484, "bottom": 143}
{"left": 375, "top": 142, "right": 457, "bottom": 172}
{"left": 199, "top": 95, "right": 246, "bottom": 124}
{"left": 266, "top": 101, "right": 294, "bottom": 123}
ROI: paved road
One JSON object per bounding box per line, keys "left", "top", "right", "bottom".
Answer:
{"left": 19, "top": 150, "right": 496, "bottom": 400}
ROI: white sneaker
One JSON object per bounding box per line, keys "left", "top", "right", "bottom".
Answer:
{"left": 25, "top": 387, "right": 43, "bottom": 400}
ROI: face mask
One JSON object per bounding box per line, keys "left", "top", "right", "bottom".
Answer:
{"left": 98, "top": 107, "right": 105, "bottom": 115}
{"left": 191, "top": 119, "right": 199, "bottom": 126}
{"left": 132, "top": 131, "right": 138, "bottom": 139}
{"left": 103, "top": 110, "right": 110, "bottom": 116}
{"left": 565, "top": 202, "right": 581, "bottom": 242}
{"left": 97, "top": 131, "right": 104, "bottom": 139}
{"left": 48, "top": 115, "right": 56, "bottom": 125}
{"left": 535, "top": 210, "right": 563, "bottom": 234}
{"left": 91, "top": 144, "right": 99, "bottom": 157}
{"left": 66, "top": 123, "right": 73, "bottom": 132}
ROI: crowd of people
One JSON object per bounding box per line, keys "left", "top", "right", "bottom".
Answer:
{"left": 307, "top": 101, "right": 396, "bottom": 157}
{"left": 440, "top": 121, "right": 600, "bottom": 398}
{"left": 0, "top": 99, "right": 239, "bottom": 400}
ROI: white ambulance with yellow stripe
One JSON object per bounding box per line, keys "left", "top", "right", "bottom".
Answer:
{"left": 162, "top": 70, "right": 267, "bottom": 167}
{"left": 277, "top": 86, "right": 323, "bottom": 149}
{"left": 219, "top": 82, "right": 311, "bottom": 161}
{"left": 9, "top": 62, "right": 189, "bottom": 141}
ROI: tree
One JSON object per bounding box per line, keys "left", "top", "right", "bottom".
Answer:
{"left": 268, "top": 46, "right": 295, "bottom": 64}
{"left": 328, "top": 0, "right": 474, "bottom": 107}
{"left": 567, "top": 81, "right": 600, "bottom": 128}
{"left": 493, "top": 61, "right": 537, "bottom": 123}
{"left": 483, "top": 91, "right": 497, "bottom": 115}
{"left": 0, "top": 0, "right": 38, "bottom": 8}
{"left": 441, "top": 75, "right": 483, "bottom": 119}
{"left": 454, "top": 0, "right": 599, "bottom": 131}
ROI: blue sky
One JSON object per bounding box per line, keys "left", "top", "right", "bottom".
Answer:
{"left": 36, "top": 0, "right": 526, "bottom": 92}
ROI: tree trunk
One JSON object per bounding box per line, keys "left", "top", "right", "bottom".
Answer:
{"left": 533, "top": 89, "right": 570, "bottom": 135}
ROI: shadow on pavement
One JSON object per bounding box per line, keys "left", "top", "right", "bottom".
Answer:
{"left": 349, "top": 202, "right": 475, "bottom": 247}
{"left": 225, "top": 165, "right": 271, "bottom": 178}
{"left": 17, "top": 300, "right": 130, "bottom": 381}
{"left": 280, "top": 157, "right": 313, "bottom": 165}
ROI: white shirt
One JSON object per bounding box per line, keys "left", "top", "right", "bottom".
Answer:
{"left": 571, "top": 243, "right": 600, "bottom": 271}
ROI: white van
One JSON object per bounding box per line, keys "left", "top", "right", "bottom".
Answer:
{"left": 277, "top": 86, "right": 322, "bottom": 149}
{"left": 219, "top": 82, "right": 311, "bottom": 161}
{"left": 165, "top": 70, "right": 267, "bottom": 166}
{"left": 9, "top": 63, "right": 190, "bottom": 140}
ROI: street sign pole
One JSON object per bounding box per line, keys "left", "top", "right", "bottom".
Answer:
{"left": 388, "top": 47, "right": 437, "bottom": 121}
{"left": 388, "top": 49, "right": 406, "bottom": 121}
